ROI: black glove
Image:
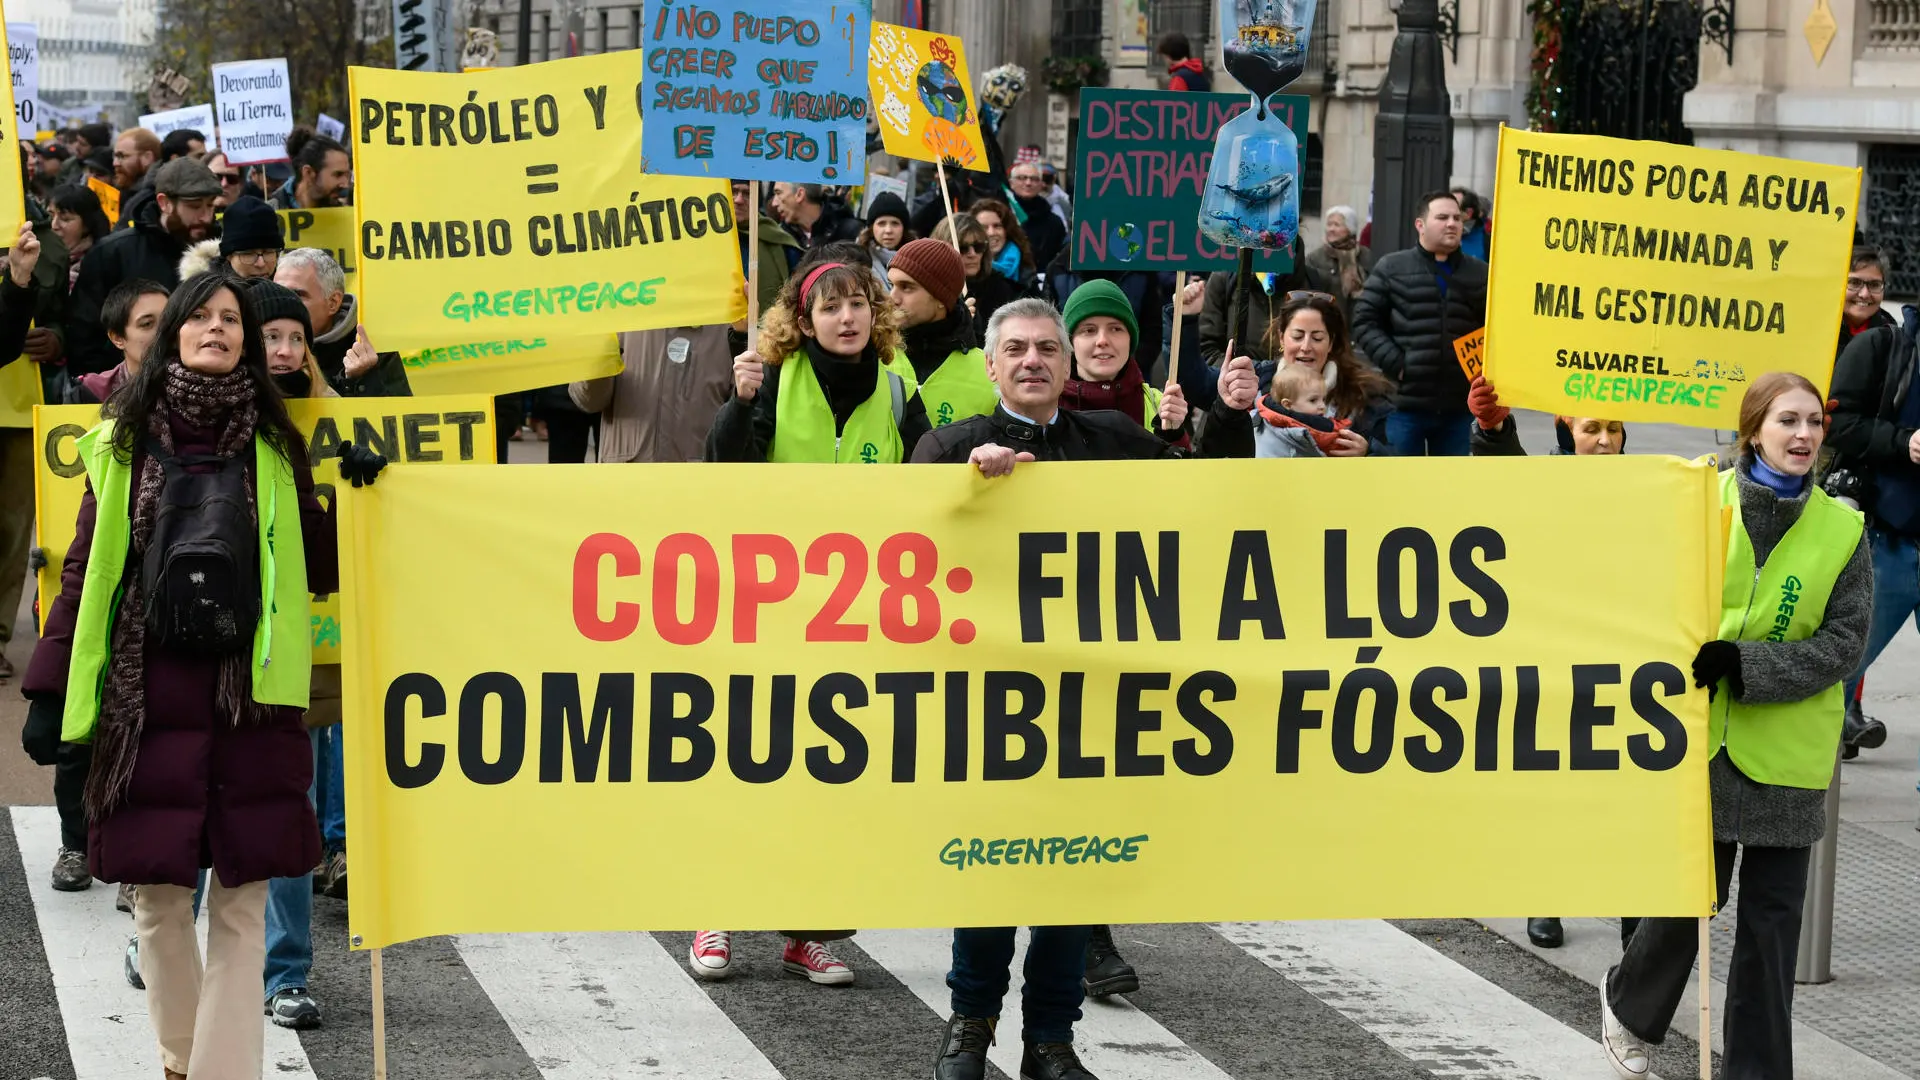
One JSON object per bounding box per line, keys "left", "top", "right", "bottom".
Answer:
{"left": 337, "top": 441, "right": 389, "bottom": 488}
{"left": 27, "top": 546, "right": 45, "bottom": 571}
{"left": 1691, "top": 640, "right": 1743, "bottom": 701}
{"left": 20, "top": 694, "right": 63, "bottom": 766}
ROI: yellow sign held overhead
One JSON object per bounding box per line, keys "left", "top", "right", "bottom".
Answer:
{"left": 867, "top": 22, "right": 990, "bottom": 172}
{"left": 348, "top": 53, "right": 746, "bottom": 352}
{"left": 1484, "top": 127, "right": 1860, "bottom": 428}
{"left": 339, "top": 457, "right": 1719, "bottom": 949}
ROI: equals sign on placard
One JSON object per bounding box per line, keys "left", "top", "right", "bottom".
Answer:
{"left": 525, "top": 164, "right": 559, "bottom": 195}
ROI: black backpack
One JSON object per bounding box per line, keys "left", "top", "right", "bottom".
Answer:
{"left": 141, "top": 438, "right": 260, "bottom": 655}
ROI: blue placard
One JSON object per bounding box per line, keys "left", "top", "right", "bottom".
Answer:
{"left": 641, "top": 0, "right": 871, "bottom": 184}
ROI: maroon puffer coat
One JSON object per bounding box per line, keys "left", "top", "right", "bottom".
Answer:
{"left": 23, "top": 410, "right": 339, "bottom": 887}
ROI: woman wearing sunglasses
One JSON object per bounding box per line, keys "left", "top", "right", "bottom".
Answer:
{"left": 203, "top": 153, "right": 254, "bottom": 209}
{"left": 933, "top": 213, "right": 1025, "bottom": 343}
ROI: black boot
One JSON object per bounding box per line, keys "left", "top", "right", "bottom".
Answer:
{"left": 1842, "top": 696, "right": 1886, "bottom": 760}
{"left": 1082, "top": 925, "right": 1139, "bottom": 997}
{"left": 1021, "top": 1041, "right": 1097, "bottom": 1080}
{"left": 934, "top": 1014, "right": 995, "bottom": 1080}
{"left": 1527, "top": 917, "right": 1564, "bottom": 948}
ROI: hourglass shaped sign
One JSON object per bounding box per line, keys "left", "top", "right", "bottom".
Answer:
{"left": 1198, "top": 0, "right": 1319, "bottom": 252}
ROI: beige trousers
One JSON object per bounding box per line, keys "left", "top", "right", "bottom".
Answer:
{"left": 134, "top": 877, "right": 269, "bottom": 1079}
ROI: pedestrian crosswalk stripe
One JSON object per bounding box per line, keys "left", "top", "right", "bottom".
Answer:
{"left": 453, "top": 931, "right": 786, "bottom": 1080}
{"left": 1215, "top": 920, "right": 1613, "bottom": 1080}
{"left": 10, "top": 806, "right": 316, "bottom": 1079}
{"left": 858, "top": 927, "right": 1238, "bottom": 1079}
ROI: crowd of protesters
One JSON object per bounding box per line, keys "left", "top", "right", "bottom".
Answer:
{"left": 6, "top": 35, "right": 1916, "bottom": 1080}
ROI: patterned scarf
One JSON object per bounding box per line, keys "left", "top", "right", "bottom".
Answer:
{"left": 85, "top": 360, "right": 262, "bottom": 821}
{"left": 1327, "top": 234, "right": 1368, "bottom": 299}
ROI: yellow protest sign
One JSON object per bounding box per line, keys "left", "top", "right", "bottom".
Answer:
{"left": 87, "top": 175, "right": 121, "bottom": 226}
{"left": 398, "top": 334, "right": 623, "bottom": 396}
{"left": 867, "top": 22, "right": 990, "bottom": 171}
{"left": 339, "top": 457, "right": 1719, "bottom": 949}
{"left": 0, "top": 358, "right": 41, "bottom": 427}
{"left": 1453, "top": 328, "right": 1484, "bottom": 381}
{"left": 34, "top": 396, "right": 495, "bottom": 663}
{"left": 348, "top": 54, "right": 747, "bottom": 352}
{"left": 1484, "top": 128, "right": 1860, "bottom": 428}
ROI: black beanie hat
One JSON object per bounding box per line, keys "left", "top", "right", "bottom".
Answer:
{"left": 239, "top": 277, "right": 314, "bottom": 343}
{"left": 867, "top": 192, "right": 909, "bottom": 227}
{"left": 220, "top": 196, "right": 285, "bottom": 256}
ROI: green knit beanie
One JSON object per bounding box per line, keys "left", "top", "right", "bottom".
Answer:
{"left": 1062, "top": 279, "right": 1139, "bottom": 350}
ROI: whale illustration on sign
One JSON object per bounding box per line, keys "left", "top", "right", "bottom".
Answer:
{"left": 1199, "top": 0, "right": 1316, "bottom": 252}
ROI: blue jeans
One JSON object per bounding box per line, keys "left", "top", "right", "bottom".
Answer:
{"left": 315, "top": 725, "right": 345, "bottom": 853}
{"left": 948, "top": 926, "right": 1092, "bottom": 1044}
{"left": 1847, "top": 528, "right": 1920, "bottom": 787}
{"left": 1385, "top": 407, "right": 1472, "bottom": 457}
{"left": 263, "top": 728, "right": 321, "bottom": 998}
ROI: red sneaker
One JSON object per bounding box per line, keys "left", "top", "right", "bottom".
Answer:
{"left": 781, "top": 937, "right": 854, "bottom": 986}
{"left": 688, "top": 930, "right": 733, "bottom": 981}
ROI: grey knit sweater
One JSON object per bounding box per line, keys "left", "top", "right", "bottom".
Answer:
{"left": 1712, "top": 455, "right": 1872, "bottom": 849}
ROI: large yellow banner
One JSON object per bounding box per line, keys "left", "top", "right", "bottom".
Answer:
{"left": 340, "top": 457, "right": 1720, "bottom": 949}
{"left": 397, "top": 334, "right": 623, "bottom": 396}
{"left": 34, "top": 396, "right": 496, "bottom": 664}
{"left": 1485, "top": 128, "right": 1860, "bottom": 428}
{"left": 349, "top": 54, "right": 746, "bottom": 352}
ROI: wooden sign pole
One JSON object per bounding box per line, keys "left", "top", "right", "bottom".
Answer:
{"left": 747, "top": 179, "right": 762, "bottom": 351}
{"left": 372, "top": 947, "right": 388, "bottom": 1080}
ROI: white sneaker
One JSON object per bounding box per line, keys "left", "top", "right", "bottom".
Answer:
{"left": 688, "top": 930, "right": 733, "bottom": 980}
{"left": 1600, "top": 972, "right": 1652, "bottom": 1079}
{"left": 781, "top": 937, "right": 855, "bottom": 986}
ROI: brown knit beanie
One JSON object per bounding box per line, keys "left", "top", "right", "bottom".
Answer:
{"left": 889, "top": 237, "right": 967, "bottom": 311}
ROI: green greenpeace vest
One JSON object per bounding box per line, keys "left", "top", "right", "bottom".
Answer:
{"left": 769, "top": 354, "right": 908, "bottom": 464}
{"left": 1710, "top": 468, "right": 1862, "bottom": 790}
{"left": 62, "top": 420, "right": 312, "bottom": 743}
{"left": 888, "top": 347, "right": 995, "bottom": 428}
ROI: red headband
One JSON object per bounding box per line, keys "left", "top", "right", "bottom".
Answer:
{"left": 799, "top": 262, "right": 848, "bottom": 307}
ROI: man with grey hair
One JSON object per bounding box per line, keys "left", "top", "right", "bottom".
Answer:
{"left": 275, "top": 247, "right": 411, "bottom": 396}
{"left": 915, "top": 297, "right": 1179, "bottom": 471}
{"left": 911, "top": 295, "right": 1179, "bottom": 1080}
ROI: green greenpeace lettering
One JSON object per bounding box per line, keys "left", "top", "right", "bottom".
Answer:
{"left": 442, "top": 279, "right": 665, "bottom": 323}
{"left": 938, "top": 834, "right": 1150, "bottom": 870}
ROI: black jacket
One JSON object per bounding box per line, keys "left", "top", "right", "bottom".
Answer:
{"left": 1196, "top": 246, "right": 1334, "bottom": 368}
{"left": 912, "top": 404, "right": 1181, "bottom": 464}
{"left": 309, "top": 294, "right": 413, "bottom": 397}
{"left": 1350, "top": 247, "right": 1488, "bottom": 413}
{"left": 1828, "top": 305, "right": 1920, "bottom": 528}
{"left": 1838, "top": 308, "right": 1897, "bottom": 361}
{"left": 705, "top": 343, "right": 931, "bottom": 463}
{"left": 965, "top": 271, "right": 1026, "bottom": 343}
{"left": 794, "top": 200, "right": 864, "bottom": 250}
{"left": 65, "top": 194, "right": 189, "bottom": 375}
{"left": 1013, "top": 193, "right": 1066, "bottom": 273}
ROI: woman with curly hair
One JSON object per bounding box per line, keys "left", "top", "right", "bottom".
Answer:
{"left": 705, "top": 255, "right": 929, "bottom": 466}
